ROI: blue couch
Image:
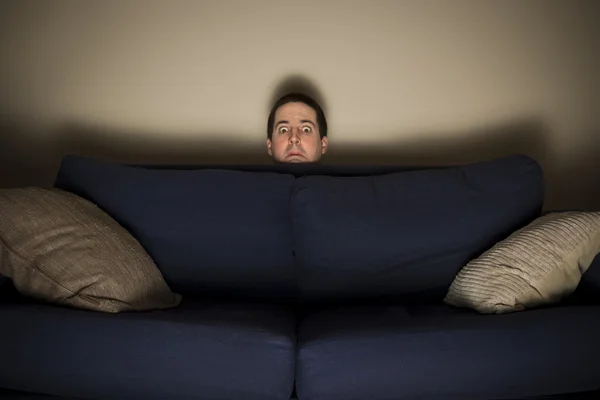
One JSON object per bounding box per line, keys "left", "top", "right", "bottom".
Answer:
{"left": 1, "top": 154, "right": 599, "bottom": 400}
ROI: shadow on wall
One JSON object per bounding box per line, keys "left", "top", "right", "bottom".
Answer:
{"left": 545, "top": 130, "right": 600, "bottom": 212}
{"left": 0, "top": 113, "right": 558, "bottom": 198}
{"left": 0, "top": 117, "right": 64, "bottom": 190}
{"left": 0, "top": 74, "right": 598, "bottom": 211}
{"left": 268, "top": 74, "right": 329, "bottom": 116}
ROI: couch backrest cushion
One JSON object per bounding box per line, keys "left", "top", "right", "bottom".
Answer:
{"left": 54, "top": 156, "right": 297, "bottom": 300}
{"left": 290, "top": 155, "right": 545, "bottom": 302}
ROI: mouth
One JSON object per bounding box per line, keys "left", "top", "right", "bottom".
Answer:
{"left": 286, "top": 151, "right": 305, "bottom": 158}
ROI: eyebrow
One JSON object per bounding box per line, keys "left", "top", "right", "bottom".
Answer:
{"left": 275, "top": 119, "right": 316, "bottom": 128}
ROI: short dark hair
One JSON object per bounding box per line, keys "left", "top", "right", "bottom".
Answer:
{"left": 267, "top": 92, "right": 327, "bottom": 140}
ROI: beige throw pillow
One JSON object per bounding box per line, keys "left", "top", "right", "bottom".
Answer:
{"left": 444, "top": 211, "right": 600, "bottom": 314}
{"left": 0, "top": 187, "right": 182, "bottom": 313}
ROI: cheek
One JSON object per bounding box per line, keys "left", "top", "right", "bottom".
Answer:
{"left": 272, "top": 137, "right": 288, "bottom": 151}
{"left": 306, "top": 136, "right": 322, "bottom": 150}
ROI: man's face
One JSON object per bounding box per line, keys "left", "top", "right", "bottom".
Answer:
{"left": 267, "top": 102, "right": 328, "bottom": 163}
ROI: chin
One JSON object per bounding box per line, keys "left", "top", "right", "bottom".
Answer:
{"left": 272, "top": 153, "right": 321, "bottom": 164}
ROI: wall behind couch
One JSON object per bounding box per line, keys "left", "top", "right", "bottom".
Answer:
{"left": 0, "top": 0, "right": 598, "bottom": 210}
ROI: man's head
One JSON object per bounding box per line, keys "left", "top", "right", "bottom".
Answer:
{"left": 266, "top": 93, "right": 328, "bottom": 163}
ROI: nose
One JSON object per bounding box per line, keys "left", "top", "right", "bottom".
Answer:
{"left": 288, "top": 130, "right": 300, "bottom": 144}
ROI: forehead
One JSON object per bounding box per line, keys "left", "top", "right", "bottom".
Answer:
{"left": 274, "top": 102, "right": 317, "bottom": 122}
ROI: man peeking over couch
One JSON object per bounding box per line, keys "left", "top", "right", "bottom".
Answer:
{"left": 266, "top": 92, "right": 329, "bottom": 163}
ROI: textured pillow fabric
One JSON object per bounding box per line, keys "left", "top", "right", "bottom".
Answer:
{"left": 0, "top": 187, "right": 182, "bottom": 313}
{"left": 444, "top": 211, "right": 600, "bottom": 314}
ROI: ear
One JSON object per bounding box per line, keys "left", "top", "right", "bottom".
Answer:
{"left": 321, "top": 136, "right": 329, "bottom": 154}
{"left": 266, "top": 138, "right": 272, "bottom": 156}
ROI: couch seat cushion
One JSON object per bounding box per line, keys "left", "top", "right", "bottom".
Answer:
{"left": 0, "top": 297, "right": 296, "bottom": 400}
{"left": 296, "top": 303, "right": 600, "bottom": 400}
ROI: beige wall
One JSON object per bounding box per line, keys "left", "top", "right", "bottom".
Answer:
{"left": 1, "top": 0, "right": 598, "bottom": 210}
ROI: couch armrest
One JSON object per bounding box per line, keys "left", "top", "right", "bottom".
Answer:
{"left": 542, "top": 209, "right": 600, "bottom": 305}
{"left": 0, "top": 276, "right": 15, "bottom": 300}
{"left": 568, "top": 255, "right": 600, "bottom": 305}
{"left": 541, "top": 208, "right": 586, "bottom": 215}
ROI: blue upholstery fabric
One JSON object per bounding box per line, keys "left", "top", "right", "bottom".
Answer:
{"left": 584, "top": 255, "right": 600, "bottom": 293}
{"left": 1, "top": 154, "right": 596, "bottom": 400}
{"left": 54, "top": 155, "right": 297, "bottom": 300}
{"left": 568, "top": 254, "right": 600, "bottom": 305}
{"left": 0, "top": 297, "right": 296, "bottom": 400}
{"left": 296, "top": 304, "right": 600, "bottom": 400}
{"left": 290, "top": 155, "right": 544, "bottom": 301}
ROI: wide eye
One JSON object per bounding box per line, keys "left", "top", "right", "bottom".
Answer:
{"left": 279, "top": 126, "right": 289, "bottom": 133}
{"left": 302, "top": 126, "right": 312, "bottom": 133}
